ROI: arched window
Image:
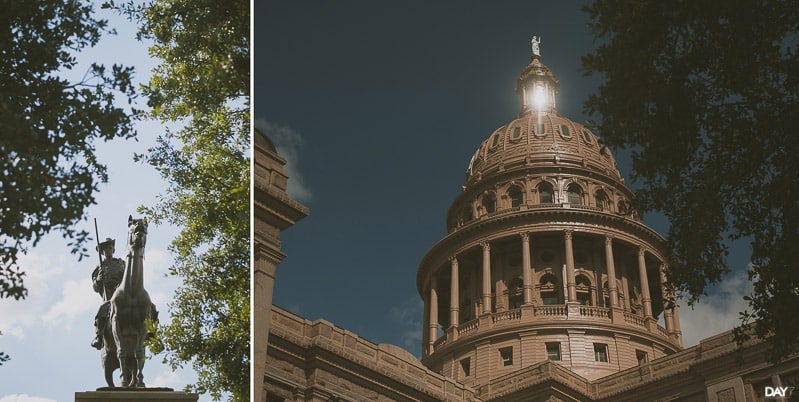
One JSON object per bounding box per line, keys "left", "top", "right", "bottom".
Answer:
{"left": 484, "top": 193, "right": 497, "bottom": 214}
{"left": 508, "top": 186, "right": 523, "bottom": 208}
{"left": 567, "top": 183, "right": 583, "bottom": 205}
{"left": 576, "top": 274, "right": 592, "bottom": 306}
{"left": 595, "top": 190, "right": 608, "bottom": 210}
{"left": 538, "top": 182, "right": 554, "bottom": 204}
{"left": 539, "top": 273, "right": 560, "bottom": 305}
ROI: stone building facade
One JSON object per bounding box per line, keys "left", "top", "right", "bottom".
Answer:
{"left": 261, "top": 47, "right": 799, "bottom": 402}
{"left": 255, "top": 129, "right": 308, "bottom": 402}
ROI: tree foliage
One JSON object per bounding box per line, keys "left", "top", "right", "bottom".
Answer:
{"left": 0, "top": 0, "right": 136, "bottom": 358}
{"left": 116, "top": 0, "right": 249, "bottom": 399}
{"left": 0, "top": 332, "right": 9, "bottom": 365}
{"left": 582, "top": 0, "right": 799, "bottom": 358}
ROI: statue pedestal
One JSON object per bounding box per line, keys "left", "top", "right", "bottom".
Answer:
{"left": 75, "top": 388, "right": 198, "bottom": 402}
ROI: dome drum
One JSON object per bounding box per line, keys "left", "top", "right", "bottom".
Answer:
{"left": 418, "top": 228, "right": 681, "bottom": 382}
{"left": 448, "top": 168, "right": 640, "bottom": 233}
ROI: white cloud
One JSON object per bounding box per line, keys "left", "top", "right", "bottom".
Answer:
{"left": 0, "top": 395, "right": 56, "bottom": 402}
{"left": 0, "top": 244, "right": 177, "bottom": 338}
{"left": 390, "top": 297, "right": 423, "bottom": 355}
{"left": 255, "top": 118, "right": 313, "bottom": 202}
{"left": 678, "top": 266, "right": 753, "bottom": 347}
{"left": 145, "top": 248, "right": 172, "bottom": 275}
{"left": 148, "top": 369, "right": 184, "bottom": 389}
{"left": 41, "top": 278, "right": 97, "bottom": 329}
{"left": 142, "top": 248, "right": 179, "bottom": 309}
{"left": 0, "top": 251, "right": 66, "bottom": 339}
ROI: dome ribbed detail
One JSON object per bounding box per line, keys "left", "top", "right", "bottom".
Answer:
{"left": 464, "top": 111, "right": 621, "bottom": 191}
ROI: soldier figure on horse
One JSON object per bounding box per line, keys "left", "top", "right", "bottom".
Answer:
{"left": 91, "top": 238, "right": 125, "bottom": 350}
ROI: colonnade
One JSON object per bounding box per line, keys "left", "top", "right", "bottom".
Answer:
{"left": 423, "top": 230, "right": 683, "bottom": 355}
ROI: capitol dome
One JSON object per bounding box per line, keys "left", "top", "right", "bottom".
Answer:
{"left": 417, "top": 42, "right": 683, "bottom": 386}
{"left": 464, "top": 56, "right": 621, "bottom": 192}
{"left": 447, "top": 53, "right": 639, "bottom": 233}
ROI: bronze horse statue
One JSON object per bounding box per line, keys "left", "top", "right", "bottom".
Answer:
{"left": 102, "top": 216, "right": 157, "bottom": 387}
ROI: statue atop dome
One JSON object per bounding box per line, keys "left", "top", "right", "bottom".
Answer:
{"left": 531, "top": 36, "right": 541, "bottom": 56}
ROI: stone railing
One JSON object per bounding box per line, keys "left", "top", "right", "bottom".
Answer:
{"left": 534, "top": 305, "right": 567, "bottom": 317}
{"left": 492, "top": 308, "right": 522, "bottom": 323}
{"left": 565, "top": 203, "right": 604, "bottom": 212}
{"left": 269, "top": 306, "right": 478, "bottom": 401}
{"left": 657, "top": 323, "right": 669, "bottom": 338}
{"left": 623, "top": 311, "right": 646, "bottom": 328}
{"left": 458, "top": 318, "right": 480, "bottom": 336}
{"left": 528, "top": 203, "right": 559, "bottom": 209}
{"left": 433, "top": 305, "right": 672, "bottom": 353}
{"left": 480, "top": 361, "right": 594, "bottom": 400}
{"left": 579, "top": 305, "right": 610, "bottom": 319}
{"left": 433, "top": 336, "right": 447, "bottom": 351}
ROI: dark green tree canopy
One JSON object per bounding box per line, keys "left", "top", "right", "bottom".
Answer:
{"left": 582, "top": 0, "right": 799, "bottom": 358}
{"left": 0, "top": 0, "right": 135, "bottom": 302}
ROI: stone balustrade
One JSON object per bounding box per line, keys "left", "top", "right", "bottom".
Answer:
{"left": 432, "top": 305, "right": 672, "bottom": 353}
{"left": 433, "top": 336, "right": 447, "bottom": 350}
{"left": 492, "top": 308, "right": 522, "bottom": 323}
{"left": 623, "top": 311, "right": 646, "bottom": 327}
{"left": 458, "top": 318, "right": 480, "bottom": 336}
{"left": 269, "top": 305, "right": 478, "bottom": 401}
{"left": 534, "top": 304, "right": 566, "bottom": 317}
{"left": 579, "top": 305, "right": 610, "bottom": 318}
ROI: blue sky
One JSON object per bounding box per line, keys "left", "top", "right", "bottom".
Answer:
{"left": 0, "top": 6, "right": 213, "bottom": 402}
{"left": 257, "top": 0, "right": 754, "bottom": 357}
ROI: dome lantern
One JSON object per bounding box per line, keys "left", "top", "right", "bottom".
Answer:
{"left": 516, "top": 36, "right": 559, "bottom": 114}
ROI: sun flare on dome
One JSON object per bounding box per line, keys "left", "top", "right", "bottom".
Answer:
{"left": 531, "top": 84, "right": 548, "bottom": 110}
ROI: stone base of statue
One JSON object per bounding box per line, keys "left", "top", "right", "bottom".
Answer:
{"left": 75, "top": 388, "right": 198, "bottom": 402}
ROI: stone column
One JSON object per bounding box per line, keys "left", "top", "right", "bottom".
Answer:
{"left": 672, "top": 293, "right": 683, "bottom": 347}
{"left": 449, "top": 256, "right": 459, "bottom": 338}
{"left": 521, "top": 233, "right": 533, "bottom": 305}
{"left": 429, "top": 276, "right": 438, "bottom": 352}
{"left": 564, "top": 230, "right": 577, "bottom": 302}
{"left": 482, "top": 241, "right": 492, "bottom": 315}
{"left": 604, "top": 237, "right": 619, "bottom": 307}
{"left": 659, "top": 264, "right": 674, "bottom": 335}
{"left": 637, "top": 247, "right": 653, "bottom": 319}
{"left": 422, "top": 288, "right": 430, "bottom": 356}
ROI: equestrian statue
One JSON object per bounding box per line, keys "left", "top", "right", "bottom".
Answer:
{"left": 92, "top": 216, "right": 158, "bottom": 388}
